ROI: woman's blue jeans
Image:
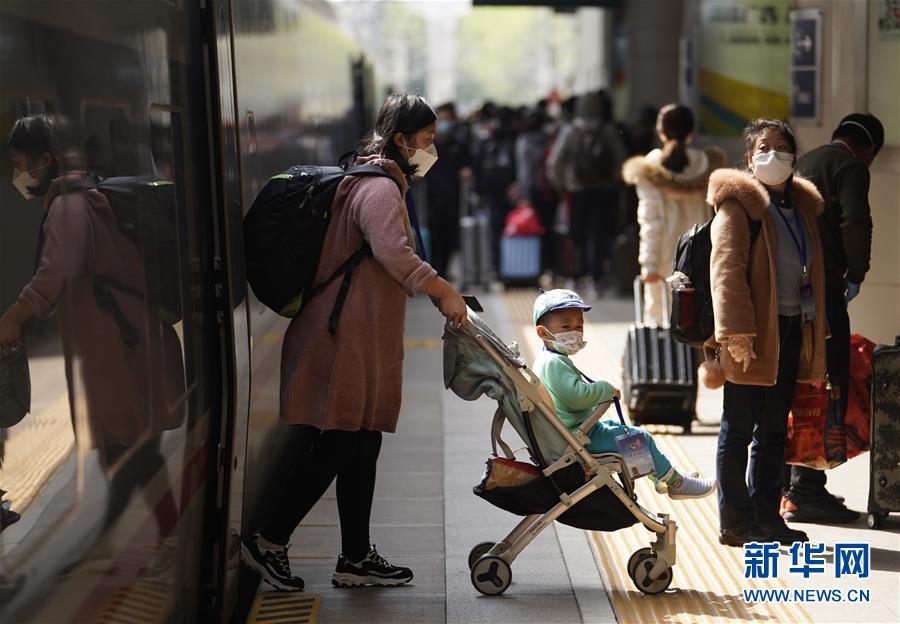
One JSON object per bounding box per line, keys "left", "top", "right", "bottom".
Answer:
{"left": 717, "top": 315, "right": 802, "bottom": 532}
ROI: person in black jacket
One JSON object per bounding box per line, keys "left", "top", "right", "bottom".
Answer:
{"left": 425, "top": 103, "right": 472, "bottom": 278}
{"left": 782, "top": 113, "right": 884, "bottom": 524}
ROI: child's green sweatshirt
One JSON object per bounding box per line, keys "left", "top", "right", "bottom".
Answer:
{"left": 533, "top": 349, "right": 616, "bottom": 431}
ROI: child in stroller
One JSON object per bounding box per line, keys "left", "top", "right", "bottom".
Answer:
{"left": 444, "top": 296, "right": 699, "bottom": 597}
{"left": 532, "top": 289, "right": 716, "bottom": 499}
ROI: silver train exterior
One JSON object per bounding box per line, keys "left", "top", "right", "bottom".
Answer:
{"left": 0, "top": 1, "right": 375, "bottom": 621}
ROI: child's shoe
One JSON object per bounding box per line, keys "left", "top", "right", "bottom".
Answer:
{"left": 652, "top": 471, "right": 699, "bottom": 494}
{"left": 667, "top": 473, "right": 716, "bottom": 500}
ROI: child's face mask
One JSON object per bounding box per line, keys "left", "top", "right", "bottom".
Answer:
{"left": 542, "top": 329, "right": 586, "bottom": 355}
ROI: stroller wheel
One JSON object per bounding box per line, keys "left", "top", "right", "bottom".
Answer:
{"left": 470, "top": 555, "right": 512, "bottom": 596}
{"left": 468, "top": 541, "right": 496, "bottom": 570}
{"left": 628, "top": 550, "right": 673, "bottom": 595}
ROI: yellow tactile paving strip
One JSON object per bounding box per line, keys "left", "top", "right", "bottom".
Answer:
{"left": 503, "top": 290, "right": 813, "bottom": 624}
{"left": 0, "top": 392, "right": 75, "bottom": 514}
{"left": 246, "top": 593, "right": 320, "bottom": 624}
{"left": 95, "top": 577, "right": 173, "bottom": 624}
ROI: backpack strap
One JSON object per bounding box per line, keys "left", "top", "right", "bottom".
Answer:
{"left": 302, "top": 164, "right": 401, "bottom": 335}
{"left": 305, "top": 243, "right": 372, "bottom": 336}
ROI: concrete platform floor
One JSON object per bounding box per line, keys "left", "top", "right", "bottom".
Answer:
{"left": 265, "top": 290, "right": 899, "bottom": 624}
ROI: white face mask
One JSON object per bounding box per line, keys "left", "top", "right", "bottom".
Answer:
{"left": 543, "top": 329, "right": 586, "bottom": 356}
{"left": 405, "top": 143, "right": 438, "bottom": 177}
{"left": 751, "top": 150, "right": 794, "bottom": 186}
{"left": 12, "top": 167, "right": 43, "bottom": 199}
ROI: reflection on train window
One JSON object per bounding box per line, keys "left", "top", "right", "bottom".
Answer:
{"left": 1, "top": 100, "right": 77, "bottom": 566}
{"left": 149, "top": 105, "right": 197, "bottom": 403}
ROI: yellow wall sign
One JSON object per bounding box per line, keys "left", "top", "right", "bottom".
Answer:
{"left": 699, "top": 0, "right": 791, "bottom": 135}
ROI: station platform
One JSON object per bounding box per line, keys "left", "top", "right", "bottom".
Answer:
{"left": 247, "top": 290, "right": 900, "bottom": 624}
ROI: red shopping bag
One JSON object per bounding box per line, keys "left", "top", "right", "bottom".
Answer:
{"left": 846, "top": 334, "right": 875, "bottom": 459}
{"left": 502, "top": 201, "right": 546, "bottom": 238}
{"left": 785, "top": 381, "right": 847, "bottom": 470}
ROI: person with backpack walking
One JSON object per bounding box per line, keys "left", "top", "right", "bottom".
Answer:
{"left": 622, "top": 104, "right": 725, "bottom": 324}
{"left": 779, "top": 113, "right": 885, "bottom": 525}
{"left": 546, "top": 91, "right": 626, "bottom": 296}
{"left": 705, "top": 119, "right": 828, "bottom": 547}
{"left": 240, "top": 94, "right": 467, "bottom": 592}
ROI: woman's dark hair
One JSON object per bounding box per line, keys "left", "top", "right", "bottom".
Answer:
{"left": 742, "top": 118, "right": 798, "bottom": 158}
{"left": 657, "top": 104, "right": 694, "bottom": 173}
{"left": 359, "top": 94, "right": 436, "bottom": 175}
{"left": 9, "top": 114, "right": 62, "bottom": 196}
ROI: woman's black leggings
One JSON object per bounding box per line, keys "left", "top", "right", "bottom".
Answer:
{"left": 261, "top": 425, "right": 382, "bottom": 561}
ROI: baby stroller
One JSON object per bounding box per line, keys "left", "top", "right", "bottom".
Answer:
{"left": 443, "top": 305, "right": 678, "bottom": 596}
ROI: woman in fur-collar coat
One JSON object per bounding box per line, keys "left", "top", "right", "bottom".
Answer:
{"left": 707, "top": 119, "right": 827, "bottom": 549}
{"left": 622, "top": 104, "right": 725, "bottom": 323}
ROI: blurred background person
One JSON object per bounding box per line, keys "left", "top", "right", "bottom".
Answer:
{"left": 473, "top": 104, "right": 518, "bottom": 271}
{"left": 425, "top": 102, "right": 472, "bottom": 279}
{"left": 546, "top": 91, "right": 626, "bottom": 297}
{"left": 515, "top": 106, "right": 556, "bottom": 276}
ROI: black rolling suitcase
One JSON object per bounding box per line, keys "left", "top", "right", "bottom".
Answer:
{"left": 622, "top": 277, "right": 697, "bottom": 432}
{"left": 866, "top": 335, "right": 900, "bottom": 529}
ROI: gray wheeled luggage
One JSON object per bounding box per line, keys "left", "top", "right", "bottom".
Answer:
{"left": 621, "top": 277, "right": 697, "bottom": 433}
{"left": 459, "top": 178, "right": 493, "bottom": 290}
{"left": 867, "top": 335, "right": 900, "bottom": 529}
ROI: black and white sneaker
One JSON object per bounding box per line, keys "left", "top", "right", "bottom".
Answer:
{"left": 332, "top": 545, "right": 413, "bottom": 587}
{"left": 240, "top": 532, "right": 305, "bottom": 592}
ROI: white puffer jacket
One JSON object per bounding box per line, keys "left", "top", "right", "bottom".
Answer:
{"left": 623, "top": 146, "right": 726, "bottom": 278}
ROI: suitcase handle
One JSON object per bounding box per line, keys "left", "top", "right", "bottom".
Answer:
{"left": 632, "top": 275, "right": 670, "bottom": 327}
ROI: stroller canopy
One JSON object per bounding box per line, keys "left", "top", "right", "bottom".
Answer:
{"left": 443, "top": 313, "right": 570, "bottom": 465}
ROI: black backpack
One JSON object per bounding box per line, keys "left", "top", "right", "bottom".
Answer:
{"left": 670, "top": 215, "right": 760, "bottom": 346}
{"left": 572, "top": 125, "right": 614, "bottom": 187}
{"left": 243, "top": 158, "right": 398, "bottom": 334}
{"left": 70, "top": 175, "right": 182, "bottom": 326}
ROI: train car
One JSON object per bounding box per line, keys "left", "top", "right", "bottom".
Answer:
{"left": 0, "top": 1, "right": 374, "bottom": 621}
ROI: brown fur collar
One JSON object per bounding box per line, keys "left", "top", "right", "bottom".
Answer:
{"left": 706, "top": 168, "right": 823, "bottom": 221}
{"left": 621, "top": 146, "right": 726, "bottom": 196}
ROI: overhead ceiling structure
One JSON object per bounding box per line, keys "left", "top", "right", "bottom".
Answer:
{"left": 472, "top": 0, "right": 624, "bottom": 7}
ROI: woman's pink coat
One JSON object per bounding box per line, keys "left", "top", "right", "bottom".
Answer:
{"left": 279, "top": 157, "right": 437, "bottom": 432}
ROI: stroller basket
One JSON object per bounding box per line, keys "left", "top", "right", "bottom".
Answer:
{"left": 474, "top": 461, "right": 638, "bottom": 532}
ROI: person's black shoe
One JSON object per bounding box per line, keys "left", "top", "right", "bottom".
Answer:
{"left": 783, "top": 498, "right": 860, "bottom": 524}
{"left": 240, "top": 532, "right": 305, "bottom": 592}
{"left": 760, "top": 522, "right": 809, "bottom": 545}
{"left": 0, "top": 508, "right": 20, "bottom": 531}
{"left": 332, "top": 545, "right": 413, "bottom": 587}
{"left": 719, "top": 526, "right": 770, "bottom": 547}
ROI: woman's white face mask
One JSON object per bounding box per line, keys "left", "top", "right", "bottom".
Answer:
{"left": 404, "top": 142, "right": 439, "bottom": 177}
{"left": 11, "top": 166, "right": 46, "bottom": 200}
{"left": 751, "top": 150, "right": 794, "bottom": 186}
{"left": 542, "top": 329, "right": 586, "bottom": 356}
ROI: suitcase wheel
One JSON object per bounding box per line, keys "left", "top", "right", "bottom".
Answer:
{"left": 866, "top": 512, "right": 886, "bottom": 530}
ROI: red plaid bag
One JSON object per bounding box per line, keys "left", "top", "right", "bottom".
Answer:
{"left": 785, "top": 381, "right": 847, "bottom": 470}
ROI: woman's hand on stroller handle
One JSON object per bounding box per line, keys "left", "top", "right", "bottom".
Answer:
{"left": 424, "top": 276, "right": 468, "bottom": 329}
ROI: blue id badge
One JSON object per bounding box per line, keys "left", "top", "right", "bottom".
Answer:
{"left": 799, "top": 271, "right": 816, "bottom": 323}
{"left": 614, "top": 430, "right": 655, "bottom": 479}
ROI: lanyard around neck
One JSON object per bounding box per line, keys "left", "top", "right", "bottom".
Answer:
{"left": 772, "top": 202, "right": 807, "bottom": 271}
